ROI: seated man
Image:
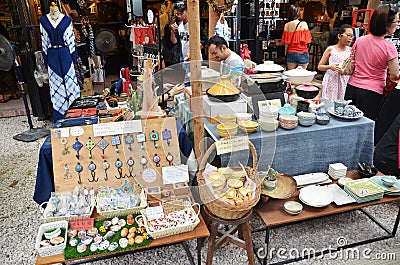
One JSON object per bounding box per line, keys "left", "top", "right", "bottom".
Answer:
{"left": 208, "top": 35, "right": 244, "bottom": 75}
{"left": 374, "top": 113, "right": 400, "bottom": 176}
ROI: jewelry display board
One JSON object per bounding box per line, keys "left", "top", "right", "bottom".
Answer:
{"left": 51, "top": 117, "right": 181, "bottom": 192}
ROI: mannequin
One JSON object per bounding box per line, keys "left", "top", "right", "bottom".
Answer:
{"left": 40, "top": 2, "right": 80, "bottom": 122}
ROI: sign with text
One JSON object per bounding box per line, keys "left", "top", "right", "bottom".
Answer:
{"left": 162, "top": 165, "right": 189, "bottom": 185}
{"left": 216, "top": 136, "right": 249, "bottom": 155}
{"left": 69, "top": 218, "right": 95, "bottom": 230}
{"left": 146, "top": 205, "right": 164, "bottom": 220}
{"left": 93, "top": 120, "right": 142, "bottom": 137}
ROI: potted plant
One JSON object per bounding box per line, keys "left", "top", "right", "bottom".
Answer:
{"left": 263, "top": 166, "right": 278, "bottom": 190}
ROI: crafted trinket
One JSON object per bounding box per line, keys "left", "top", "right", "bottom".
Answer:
{"left": 72, "top": 138, "right": 83, "bottom": 159}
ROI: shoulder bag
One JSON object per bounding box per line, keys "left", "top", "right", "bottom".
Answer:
{"left": 340, "top": 50, "right": 354, "bottom": 75}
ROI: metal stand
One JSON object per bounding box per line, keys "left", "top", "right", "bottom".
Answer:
{"left": 12, "top": 56, "right": 49, "bottom": 142}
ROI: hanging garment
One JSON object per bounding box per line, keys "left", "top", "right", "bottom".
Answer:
{"left": 88, "top": 24, "right": 95, "bottom": 56}
{"left": 133, "top": 25, "right": 156, "bottom": 45}
{"left": 40, "top": 15, "right": 80, "bottom": 115}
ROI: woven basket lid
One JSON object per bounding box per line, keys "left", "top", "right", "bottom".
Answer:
{"left": 261, "top": 173, "right": 297, "bottom": 199}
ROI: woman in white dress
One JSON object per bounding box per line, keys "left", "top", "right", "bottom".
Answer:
{"left": 318, "top": 24, "right": 353, "bottom": 101}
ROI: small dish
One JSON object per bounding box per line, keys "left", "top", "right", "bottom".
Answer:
{"left": 381, "top": 176, "right": 397, "bottom": 187}
{"left": 283, "top": 201, "right": 303, "bottom": 215}
{"left": 338, "top": 177, "right": 353, "bottom": 187}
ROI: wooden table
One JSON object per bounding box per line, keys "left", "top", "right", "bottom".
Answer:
{"left": 36, "top": 214, "right": 210, "bottom": 265}
{"left": 254, "top": 171, "right": 400, "bottom": 265}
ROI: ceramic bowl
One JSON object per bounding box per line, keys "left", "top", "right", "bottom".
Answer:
{"left": 259, "top": 119, "right": 279, "bottom": 132}
{"left": 239, "top": 120, "right": 259, "bottom": 133}
{"left": 259, "top": 105, "right": 279, "bottom": 117}
{"left": 297, "top": 111, "right": 316, "bottom": 126}
{"left": 316, "top": 113, "right": 330, "bottom": 125}
{"left": 357, "top": 162, "right": 378, "bottom": 178}
{"left": 236, "top": 113, "right": 252, "bottom": 123}
{"left": 283, "top": 201, "right": 303, "bottom": 215}
{"left": 279, "top": 114, "right": 298, "bottom": 130}
{"left": 219, "top": 114, "right": 237, "bottom": 124}
{"left": 381, "top": 176, "right": 397, "bottom": 187}
{"left": 217, "top": 122, "right": 238, "bottom": 138}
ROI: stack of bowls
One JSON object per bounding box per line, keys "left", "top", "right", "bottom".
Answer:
{"left": 219, "top": 114, "right": 237, "bottom": 124}
{"left": 259, "top": 105, "right": 279, "bottom": 120}
{"left": 217, "top": 122, "right": 238, "bottom": 138}
{"left": 238, "top": 120, "right": 259, "bottom": 133}
{"left": 236, "top": 113, "right": 252, "bottom": 123}
{"left": 259, "top": 119, "right": 279, "bottom": 132}
{"left": 279, "top": 115, "right": 298, "bottom": 129}
{"left": 259, "top": 105, "right": 279, "bottom": 132}
{"left": 297, "top": 111, "right": 316, "bottom": 126}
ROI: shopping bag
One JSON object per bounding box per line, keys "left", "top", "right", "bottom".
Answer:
{"left": 384, "top": 76, "right": 400, "bottom": 99}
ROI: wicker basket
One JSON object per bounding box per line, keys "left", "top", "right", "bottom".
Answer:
{"left": 96, "top": 189, "right": 147, "bottom": 219}
{"left": 140, "top": 203, "right": 200, "bottom": 239}
{"left": 40, "top": 202, "right": 94, "bottom": 223}
{"left": 35, "top": 220, "right": 68, "bottom": 257}
{"left": 197, "top": 140, "right": 261, "bottom": 220}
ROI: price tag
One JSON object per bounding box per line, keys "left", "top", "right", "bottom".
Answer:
{"left": 146, "top": 206, "right": 164, "bottom": 220}
{"left": 69, "top": 218, "right": 95, "bottom": 230}
{"left": 216, "top": 136, "right": 249, "bottom": 155}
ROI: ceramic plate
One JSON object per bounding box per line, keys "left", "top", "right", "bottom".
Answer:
{"left": 293, "top": 172, "right": 329, "bottom": 187}
{"left": 299, "top": 185, "right": 333, "bottom": 207}
{"left": 370, "top": 176, "right": 400, "bottom": 194}
{"left": 327, "top": 107, "right": 364, "bottom": 120}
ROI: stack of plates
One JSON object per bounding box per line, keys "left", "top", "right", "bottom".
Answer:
{"left": 299, "top": 185, "right": 333, "bottom": 207}
{"left": 328, "top": 163, "right": 347, "bottom": 180}
{"left": 344, "top": 179, "right": 384, "bottom": 203}
{"left": 370, "top": 176, "right": 400, "bottom": 196}
{"left": 283, "top": 201, "right": 303, "bottom": 215}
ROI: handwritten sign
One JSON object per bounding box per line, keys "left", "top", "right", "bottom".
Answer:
{"left": 216, "top": 136, "right": 249, "bottom": 155}
{"left": 69, "top": 218, "right": 95, "bottom": 230}
{"left": 93, "top": 120, "right": 142, "bottom": 137}
{"left": 146, "top": 205, "right": 164, "bottom": 220}
{"left": 162, "top": 165, "right": 189, "bottom": 184}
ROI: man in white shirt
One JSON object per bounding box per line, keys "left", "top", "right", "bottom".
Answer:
{"left": 170, "top": 2, "right": 207, "bottom": 86}
{"left": 208, "top": 35, "right": 244, "bottom": 75}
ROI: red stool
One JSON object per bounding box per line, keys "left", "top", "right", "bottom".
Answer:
{"left": 202, "top": 206, "right": 255, "bottom": 265}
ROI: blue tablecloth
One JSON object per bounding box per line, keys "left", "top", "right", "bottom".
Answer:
{"left": 33, "top": 117, "right": 193, "bottom": 205}
{"left": 205, "top": 104, "right": 374, "bottom": 175}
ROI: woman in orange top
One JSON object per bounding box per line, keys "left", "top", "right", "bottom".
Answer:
{"left": 281, "top": 5, "right": 312, "bottom": 70}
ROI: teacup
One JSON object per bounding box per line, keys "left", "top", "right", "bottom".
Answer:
{"left": 334, "top": 100, "right": 350, "bottom": 115}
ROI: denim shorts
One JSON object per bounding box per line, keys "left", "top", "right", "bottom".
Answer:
{"left": 286, "top": 52, "right": 309, "bottom": 65}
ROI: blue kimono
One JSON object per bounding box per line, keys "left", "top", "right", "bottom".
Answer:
{"left": 40, "top": 15, "right": 80, "bottom": 120}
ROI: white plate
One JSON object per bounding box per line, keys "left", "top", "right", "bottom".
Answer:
{"left": 299, "top": 185, "right": 333, "bottom": 207}
{"left": 327, "top": 107, "right": 364, "bottom": 120}
{"left": 293, "top": 172, "right": 329, "bottom": 187}
{"left": 327, "top": 184, "right": 356, "bottom": 205}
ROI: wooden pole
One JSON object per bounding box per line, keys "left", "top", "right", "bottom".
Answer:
{"left": 187, "top": 0, "right": 204, "bottom": 162}
{"left": 208, "top": 0, "right": 224, "bottom": 72}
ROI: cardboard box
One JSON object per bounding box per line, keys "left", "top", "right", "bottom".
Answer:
{"left": 203, "top": 95, "right": 247, "bottom": 118}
